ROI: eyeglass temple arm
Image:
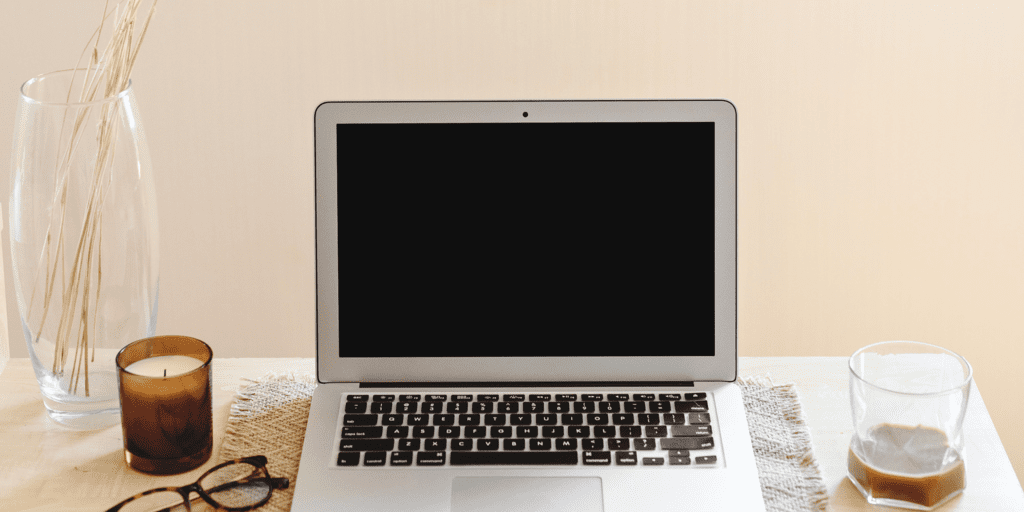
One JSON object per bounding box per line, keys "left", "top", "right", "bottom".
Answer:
{"left": 204, "top": 476, "right": 291, "bottom": 494}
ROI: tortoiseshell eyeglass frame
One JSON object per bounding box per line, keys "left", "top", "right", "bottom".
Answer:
{"left": 105, "top": 455, "right": 290, "bottom": 512}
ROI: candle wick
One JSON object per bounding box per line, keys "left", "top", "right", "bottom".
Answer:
{"left": 164, "top": 369, "right": 167, "bottom": 377}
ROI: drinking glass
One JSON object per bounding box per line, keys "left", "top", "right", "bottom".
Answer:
{"left": 848, "top": 341, "right": 972, "bottom": 510}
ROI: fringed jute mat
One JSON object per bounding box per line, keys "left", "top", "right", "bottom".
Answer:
{"left": 219, "top": 374, "right": 828, "bottom": 512}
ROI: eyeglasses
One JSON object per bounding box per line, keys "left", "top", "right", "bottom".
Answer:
{"left": 106, "top": 455, "right": 289, "bottom": 512}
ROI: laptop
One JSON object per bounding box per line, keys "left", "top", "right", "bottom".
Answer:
{"left": 293, "top": 99, "right": 765, "bottom": 511}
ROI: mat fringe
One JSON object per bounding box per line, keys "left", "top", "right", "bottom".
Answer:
{"left": 738, "top": 375, "right": 829, "bottom": 512}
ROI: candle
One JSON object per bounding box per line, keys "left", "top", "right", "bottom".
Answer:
{"left": 124, "top": 355, "right": 204, "bottom": 377}
{"left": 116, "top": 336, "right": 213, "bottom": 475}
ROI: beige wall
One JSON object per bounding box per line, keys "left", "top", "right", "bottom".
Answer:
{"left": 2, "top": 0, "right": 1021, "bottom": 486}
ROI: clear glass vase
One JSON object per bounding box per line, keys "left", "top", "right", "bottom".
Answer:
{"left": 8, "top": 68, "right": 159, "bottom": 429}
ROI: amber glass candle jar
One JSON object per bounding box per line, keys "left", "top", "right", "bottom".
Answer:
{"left": 115, "top": 335, "right": 213, "bottom": 474}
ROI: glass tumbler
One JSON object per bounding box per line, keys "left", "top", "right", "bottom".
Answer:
{"left": 848, "top": 341, "right": 972, "bottom": 510}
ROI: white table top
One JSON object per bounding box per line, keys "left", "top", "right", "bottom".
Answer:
{"left": 1, "top": 356, "right": 1021, "bottom": 511}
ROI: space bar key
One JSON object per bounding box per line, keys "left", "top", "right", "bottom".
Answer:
{"left": 450, "top": 452, "right": 579, "bottom": 466}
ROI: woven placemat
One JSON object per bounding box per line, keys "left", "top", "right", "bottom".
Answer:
{"left": 220, "top": 374, "right": 827, "bottom": 512}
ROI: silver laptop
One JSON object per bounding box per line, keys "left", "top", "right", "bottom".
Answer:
{"left": 293, "top": 100, "right": 765, "bottom": 512}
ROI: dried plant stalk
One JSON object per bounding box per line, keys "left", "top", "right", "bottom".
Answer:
{"left": 27, "top": 0, "right": 158, "bottom": 396}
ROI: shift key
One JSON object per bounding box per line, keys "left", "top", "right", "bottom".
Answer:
{"left": 661, "top": 437, "right": 715, "bottom": 450}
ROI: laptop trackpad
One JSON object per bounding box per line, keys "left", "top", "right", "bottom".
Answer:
{"left": 451, "top": 477, "right": 604, "bottom": 512}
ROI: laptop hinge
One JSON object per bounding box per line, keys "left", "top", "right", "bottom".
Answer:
{"left": 359, "top": 381, "right": 695, "bottom": 389}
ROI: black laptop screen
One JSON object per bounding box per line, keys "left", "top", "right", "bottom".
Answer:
{"left": 337, "top": 122, "right": 715, "bottom": 357}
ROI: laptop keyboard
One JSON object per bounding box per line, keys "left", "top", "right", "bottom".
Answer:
{"left": 333, "top": 391, "right": 722, "bottom": 468}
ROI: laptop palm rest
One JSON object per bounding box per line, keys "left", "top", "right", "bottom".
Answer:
{"left": 451, "top": 477, "right": 604, "bottom": 512}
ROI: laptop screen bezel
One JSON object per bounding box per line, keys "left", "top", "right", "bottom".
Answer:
{"left": 314, "top": 100, "right": 737, "bottom": 384}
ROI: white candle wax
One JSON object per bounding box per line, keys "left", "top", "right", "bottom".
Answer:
{"left": 124, "top": 355, "right": 204, "bottom": 377}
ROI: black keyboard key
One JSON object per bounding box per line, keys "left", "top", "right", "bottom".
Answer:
{"left": 373, "top": 395, "right": 396, "bottom": 402}
{"left": 581, "top": 394, "right": 603, "bottom": 401}
{"left": 608, "top": 439, "right": 630, "bottom": 450}
{"left": 510, "top": 414, "right": 532, "bottom": 425}
{"left": 624, "top": 402, "right": 646, "bottom": 412}
{"left": 689, "top": 413, "right": 711, "bottom": 425}
{"left": 344, "top": 402, "right": 367, "bottom": 414}
{"left": 583, "top": 451, "right": 612, "bottom": 465}
{"left": 599, "top": 402, "right": 620, "bottom": 413}
{"left": 339, "top": 439, "right": 394, "bottom": 452}
{"left": 567, "top": 426, "right": 590, "bottom": 438}
{"left": 619, "top": 426, "right": 641, "bottom": 438}
{"left": 447, "top": 402, "right": 469, "bottom": 414}
{"left": 638, "top": 414, "right": 660, "bottom": 425}
{"left": 549, "top": 402, "right": 571, "bottom": 413}
{"left": 582, "top": 439, "right": 604, "bottom": 450}
{"left": 337, "top": 452, "right": 360, "bottom": 466}
{"left": 363, "top": 452, "right": 387, "bottom": 466}
{"left": 416, "top": 452, "right": 446, "bottom": 466}
{"left": 451, "top": 452, "right": 578, "bottom": 466}
{"left": 685, "top": 392, "right": 707, "bottom": 401}
{"left": 503, "top": 439, "right": 526, "bottom": 451}
{"left": 459, "top": 414, "right": 481, "bottom": 426}
{"left": 671, "top": 425, "right": 713, "bottom": 437}
{"left": 466, "top": 426, "right": 487, "bottom": 438}
{"left": 425, "top": 439, "right": 447, "bottom": 451}
{"left": 386, "top": 426, "right": 409, "bottom": 438}
{"left": 434, "top": 414, "right": 455, "bottom": 426}
{"left": 523, "top": 402, "right": 544, "bottom": 413}
{"left": 542, "top": 426, "right": 564, "bottom": 438}
{"left": 670, "top": 456, "right": 691, "bottom": 465}
{"left": 649, "top": 401, "right": 671, "bottom": 413}
{"left": 472, "top": 402, "right": 493, "bottom": 414}
{"left": 530, "top": 439, "right": 552, "bottom": 450}
{"left": 347, "top": 395, "right": 369, "bottom": 402}
{"left": 556, "top": 394, "right": 577, "bottom": 401}
{"left": 422, "top": 402, "right": 444, "bottom": 413}
{"left": 412, "top": 426, "right": 434, "bottom": 438}
{"left": 343, "top": 414, "right": 378, "bottom": 426}
{"left": 370, "top": 402, "right": 392, "bottom": 414}
{"left": 425, "top": 394, "right": 447, "bottom": 402}
{"left": 675, "top": 401, "right": 709, "bottom": 412}
{"left": 477, "top": 439, "right": 500, "bottom": 451}
{"left": 382, "top": 414, "right": 403, "bottom": 425}
{"left": 452, "top": 394, "right": 473, "bottom": 402}
{"left": 396, "top": 402, "right": 417, "bottom": 414}
{"left": 516, "top": 426, "right": 538, "bottom": 438}
{"left": 633, "top": 394, "right": 655, "bottom": 401}
{"left": 555, "top": 439, "right": 577, "bottom": 450}
{"left": 529, "top": 394, "right": 551, "bottom": 401}
{"left": 407, "top": 414, "right": 429, "bottom": 426}
{"left": 490, "top": 426, "right": 513, "bottom": 438}
{"left": 397, "top": 439, "right": 420, "bottom": 451}
{"left": 594, "top": 426, "right": 616, "bottom": 438}
{"left": 484, "top": 414, "right": 506, "bottom": 426}
{"left": 659, "top": 394, "right": 682, "bottom": 401}
{"left": 607, "top": 394, "right": 629, "bottom": 401}
{"left": 503, "top": 394, "right": 526, "bottom": 402}
{"left": 587, "top": 414, "right": 609, "bottom": 425}
{"left": 663, "top": 414, "right": 686, "bottom": 425}
{"left": 561, "top": 414, "right": 583, "bottom": 425}
{"left": 341, "top": 426, "right": 383, "bottom": 438}
{"left": 634, "top": 438, "right": 657, "bottom": 450}
{"left": 390, "top": 452, "right": 413, "bottom": 466}
{"left": 497, "top": 402, "right": 519, "bottom": 413}
{"left": 536, "top": 414, "right": 558, "bottom": 425}
{"left": 478, "top": 394, "right": 499, "bottom": 402}
{"left": 573, "top": 402, "right": 596, "bottom": 413}
{"left": 612, "top": 414, "right": 635, "bottom": 425}
{"left": 452, "top": 439, "right": 473, "bottom": 451}
{"left": 642, "top": 457, "right": 665, "bottom": 466}
{"left": 438, "top": 426, "right": 461, "bottom": 438}
{"left": 616, "top": 451, "right": 638, "bottom": 465}
{"left": 696, "top": 455, "right": 718, "bottom": 465}
{"left": 645, "top": 426, "right": 667, "bottom": 438}
{"left": 661, "top": 437, "right": 715, "bottom": 450}
{"left": 399, "top": 394, "right": 421, "bottom": 402}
